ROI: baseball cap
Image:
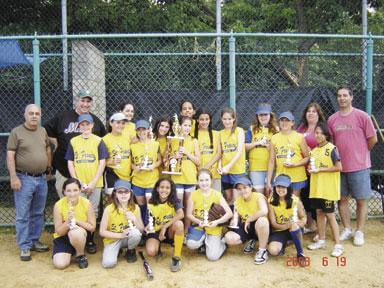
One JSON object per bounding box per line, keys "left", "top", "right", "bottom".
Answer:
{"left": 78, "top": 90, "right": 93, "bottom": 100}
{"left": 109, "top": 112, "right": 128, "bottom": 122}
{"left": 256, "top": 103, "right": 272, "bottom": 115}
{"left": 278, "top": 111, "right": 295, "bottom": 121}
{"left": 77, "top": 113, "right": 94, "bottom": 124}
{"left": 136, "top": 119, "right": 150, "bottom": 130}
{"left": 233, "top": 177, "right": 252, "bottom": 188}
{"left": 114, "top": 179, "right": 131, "bottom": 191}
{"left": 273, "top": 174, "right": 291, "bottom": 188}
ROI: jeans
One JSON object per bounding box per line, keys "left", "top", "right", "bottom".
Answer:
{"left": 14, "top": 173, "right": 48, "bottom": 250}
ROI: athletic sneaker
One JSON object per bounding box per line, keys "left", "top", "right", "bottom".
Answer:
{"left": 331, "top": 244, "right": 344, "bottom": 257}
{"left": 125, "top": 249, "right": 137, "bottom": 263}
{"left": 307, "top": 240, "right": 326, "bottom": 250}
{"left": 31, "top": 241, "right": 49, "bottom": 252}
{"left": 20, "top": 249, "right": 31, "bottom": 261}
{"left": 85, "top": 240, "right": 97, "bottom": 254}
{"left": 170, "top": 256, "right": 181, "bottom": 272}
{"left": 303, "top": 227, "right": 316, "bottom": 234}
{"left": 254, "top": 249, "right": 268, "bottom": 265}
{"left": 198, "top": 244, "right": 206, "bottom": 255}
{"left": 243, "top": 239, "right": 256, "bottom": 254}
{"left": 75, "top": 255, "right": 88, "bottom": 269}
{"left": 339, "top": 228, "right": 353, "bottom": 241}
{"left": 353, "top": 230, "right": 364, "bottom": 246}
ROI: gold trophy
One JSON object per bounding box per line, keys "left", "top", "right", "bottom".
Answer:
{"left": 309, "top": 151, "right": 318, "bottom": 173}
{"left": 162, "top": 114, "right": 184, "bottom": 175}
{"left": 68, "top": 200, "right": 77, "bottom": 230}
{"left": 120, "top": 206, "right": 135, "bottom": 231}
{"left": 285, "top": 141, "right": 292, "bottom": 165}
{"left": 141, "top": 116, "right": 153, "bottom": 171}
{"left": 228, "top": 206, "right": 239, "bottom": 229}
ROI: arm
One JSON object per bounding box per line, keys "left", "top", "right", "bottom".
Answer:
{"left": 67, "top": 160, "right": 77, "bottom": 179}
{"left": 6, "top": 150, "right": 21, "bottom": 191}
{"left": 134, "top": 208, "right": 145, "bottom": 233}
{"left": 48, "top": 137, "right": 58, "bottom": 152}
{"left": 99, "top": 207, "right": 126, "bottom": 239}
{"left": 202, "top": 138, "right": 222, "bottom": 170}
{"left": 162, "top": 208, "right": 184, "bottom": 231}
{"left": 186, "top": 196, "right": 201, "bottom": 225}
{"left": 245, "top": 197, "right": 268, "bottom": 224}
{"left": 76, "top": 202, "right": 96, "bottom": 232}
{"left": 53, "top": 202, "right": 71, "bottom": 237}
{"left": 183, "top": 139, "right": 200, "bottom": 166}
{"left": 285, "top": 138, "right": 309, "bottom": 168}
{"left": 211, "top": 196, "right": 233, "bottom": 226}
{"left": 368, "top": 135, "right": 378, "bottom": 151}
{"left": 268, "top": 203, "right": 291, "bottom": 231}
{"left": 222, "top": 128, "right": 245, "bottom": 173}
{"left": 266, "top": 144, "right": 276, "bottom": 194}
{"left": 153, "top": 151, "right": 162, "bottom": 169}
{"left": 88, "top": 159, "right": 106, "bottom": 190}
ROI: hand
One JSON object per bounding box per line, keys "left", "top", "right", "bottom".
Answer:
{"left": 125, "top": 211, "right": 136, "bottom": 222}
{"left": 266, "top": 183, "right": 272, "bottom": 196}
{"left": 221, "top": 165, "right": 230, "bottom": 175}
{"left": 207, "top": 220, "right": 218, "bottom": 228}
{"left": 159, "top": 227, "right": 166, "bottom": 241}
{"left": 198, "top": 220, "right": 205, "bottom": 228}
{"left": 307, "top": 168, "right": 319, "bottom": 174}
{"left": 283, "top": 161, "right": 295, "bottom": 168}
{"left": 178, "top": 146, "right": 185, "bottom": 155}
{"left": 86, "top": 182, "right": 96, "bottom": 195}
{"left": 134, "top": 166, "right": 141, "bottom": 173}
{"left": 244, "top": 220, "right": 250, "bottom": 234}
{"left": 10, "top": 176, "right": 22, "bottom": 191}
{"left": 122, "top": 228, "right": 130, "bottom": 238}
{"left": 143, "top": 164, "right": 154, "bottom": 171}
{"left": 217, "top": 167, "right": 223, "bottom": 175}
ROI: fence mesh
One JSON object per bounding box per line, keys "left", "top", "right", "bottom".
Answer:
{"left": 0, "top": 34, "right": 383, "bottom": 226}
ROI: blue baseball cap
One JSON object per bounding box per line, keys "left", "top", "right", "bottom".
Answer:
{"left": 256, "top": 103, "right": 272, "bottom": 115}
{"left": 233, "top": 177, "right": 252, "bottom": 188}
{"left": 278, "top": 111, "right": 295, "bottom": 121}
{"left": 136, "top": 119, "right": 150, "bottom": 130}
{"left": 273, "top": 174, "right": 291, "bottom": 188}
{"left": 77, "top": 113, "right": 94, "bottom": 124}
{"left": 114, "top": 179, "right": 131, "bottom": 191}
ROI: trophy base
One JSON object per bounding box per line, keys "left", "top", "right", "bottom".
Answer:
{"left": 228, "top": 225, "right": 239, "bottom": 229}
{"left": 167, "top": 135, "right": 184, "bottom": 140}
{"left": 162, "top": 171, "right": 182, "bottom": 175}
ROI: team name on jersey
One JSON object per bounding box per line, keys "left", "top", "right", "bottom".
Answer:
{"left": 223, "top": 142, "right": 237, "bottom": 153}
{"left": 74, "top": 151, "right": 96, "bottom": 163}
{"left": 64, "top": 122, "right": 80, "bottom": 134}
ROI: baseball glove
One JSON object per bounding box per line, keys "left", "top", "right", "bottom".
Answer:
{"left": 208, "top": 203, "right": 226, "bottom": 222}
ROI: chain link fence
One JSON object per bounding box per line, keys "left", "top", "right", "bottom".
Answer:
{"left": 0, "top": 34, "right": 383, "bottom": 226}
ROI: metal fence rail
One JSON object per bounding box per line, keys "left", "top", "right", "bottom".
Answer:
{"left": 0, "top": 32, "right": 383, "bottom": 226}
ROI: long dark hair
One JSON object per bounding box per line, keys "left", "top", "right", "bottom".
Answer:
{"left": 251, "top": 105, "right": 278, "bottom": 135}
{"left": 315, "top": 122, "right": 332, "bottom": 143}
{"left": 119, "top": 102, "right": 135, "bottom": 113}
{"left": 270, "top": 174, "right": 294, "bottom": 209}
{"left": 179, "top": 100, "right": 196, "bottom": 118}
{"left": 153, "top": 116, "right": 171, "bottom": 139}
{"left": 195, "top": 109, "right": 214, "bottom": 149}
{"left": 111, "top": 187, "right": 136, "bottom": 213}
{"left": 148, "top": 178, "right": 179, "bottom": 207}
{"left": 300, "top": 102, "right": 326, "bottom": 129}
{"left": 62, "top": 178, "right": 81, "bottom": 194}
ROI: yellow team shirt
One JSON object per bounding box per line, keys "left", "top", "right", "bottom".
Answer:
{"left": 148, "top": 202, "right": 181, "bottom": 232}
{"left": 156, "top": 137, "right": 168, "bottom": 175}
{"left": 53, "top": 196, "right": 90, "bottom": 238}
{"left": 190, "top": 119, "right": 196, "bottom": 137}
{"left": 123, "top": 122, "right": 136, "bottom": 143}
{"left": 70, "top": 134, "right": 104, "bottom": 187}
{"left": 269, "top": 195, "right": 299, "bottom": 231}
{"left": 192, "top": 189, "right": 223, "bottom": 236}
{"left": 271, "top": 131, "right": 307, "bottom": 183}
{"left": 248, "top": 126, "right": 273, "bottom": 171}
{"left": 103, "top": 133, "right": 131, "bottom": 181}
{"left": 220, "top": 127, "right": 246, "bottom": 175}
{"left": 103, "top": 203, "right": 140, "bottom": 245}
{"left": 198, "top": 130, "right": 220, "bottom": 179}
{"left": 234, "top": 192, "right": 266, "bottom": 222}
{"left": 171, "top": 135, "right": 197, "bottom": 185}
{"left": 131, "top": 140, "right": 160, "bottom": 188}
{"left": 309, "top": 142, "right": 340, "bottom": 201}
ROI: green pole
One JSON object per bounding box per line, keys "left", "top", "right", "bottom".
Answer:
{"left": 366, "top": 36, "right": 373, "bottom": 115}
{"left": 229, "top": 33, "right": 236, "bottom": 110}
{"left": 32, "top": 37, "right": 41, "bottom": 107}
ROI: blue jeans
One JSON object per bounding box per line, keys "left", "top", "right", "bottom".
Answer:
{"left": 14, "top": 173, "right": 48, "bottom": 250}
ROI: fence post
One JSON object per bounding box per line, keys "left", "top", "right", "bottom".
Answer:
{"left": 365, "top": 35, "right": 373, "bottom": 116}
{"left": 229, "top": 33, "right": 236, "bottom": 110}
{"left": 32, "top": 37, "right": 41, "bottom": 107}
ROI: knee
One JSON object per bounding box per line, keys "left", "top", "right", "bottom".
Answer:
{"left": 267, "top": 244, "right": 281, "bottom": 256}
{"left": 146, "top": 246, "right": 158, "bottom": 257}
{"left": 256, "top": 217, "right": 269, "bottom": 229}
{"left": 68, "top": 229, "right": 86, "bottom": 242}
{"left": 53, "top": 257, "right": 70, "bottom": 270}
{"left": 186, "top": 239, "right": 201, "bottom": 250}
{"left": 173, "top": 220, "right": 184, "bottom": 232}
{"left": 224, "top": 232, "right": 237, "bottom": 245}
{"left": 102, "top": 258, "right": 117, "bottom": 269}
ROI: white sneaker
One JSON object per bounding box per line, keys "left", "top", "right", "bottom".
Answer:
{"left": 353, "top": 230, "right": 364, "bottom": 246}
{"left": 312, "top": 234, "right": 319, "bottom": 242}
{"left": 307, "top": 240, "right": 326, "bottom": 250}
{"left": 254, "top": 249, "right": 269, "bottom": 265}
{"left": 331, "top": 244, "right": 344, "bottom": 257}
{"left": 339, "top": 228, "right": 353, "bottom": 241}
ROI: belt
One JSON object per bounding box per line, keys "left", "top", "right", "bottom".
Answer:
{"left": 16, "top": 170, "right": 45, "bottom": 177}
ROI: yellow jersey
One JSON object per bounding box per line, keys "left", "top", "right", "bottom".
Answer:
{"left": 148, "top": 202, "right": 182, "bottom": 232}
{"left": 171, "top": 135, "right": 198, "bottom": 185}
{"left": 248, "top": 126, "right": 273, "bottom": 171}
{"left": 69, "top": 134, "right": 104, "bottom": 187}
{"left": 131, "top": 140, "right": 160, "bottom": 188}
{"left": 309, "top": 142, "right": 340, "bottom": 201}
{"left": 103, "top": 203, "right": 140, "bottom": 245}
{"left": 197, "top": 130, "right": 220, "bottom": 179}
{"left": 122, "top": 122, "right": 136, "bottom": 143}
{"left": 191, "top": 189, "right": 223, "bottom": 236}
{"left": 53, "top": 196, "right": 90, "bottom": 238}
{"left": 269, "top": 195, "right": 299, "bottom": 231}
{"left": 220, "top": 127, "right": 246, "bottom": 174}
{"left": 234, "top": 192, "right": 266, "bottom": 222}
{"left": 103, "top": 133, "right": 131, "bottom": 181}
{"left": 271, "top": 131, "right": 307, "bottom": 183}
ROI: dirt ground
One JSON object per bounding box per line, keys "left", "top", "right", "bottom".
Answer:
{"left": 1, "top": 220, "right": 383, "bottom": 288}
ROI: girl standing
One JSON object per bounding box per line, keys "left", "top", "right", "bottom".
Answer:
{"left": 218, "top": 108, "right": 246, "bottom": 204}
{"left": 186, "top": 169, "right": 232, "bottom": 261}
{"left": 153, "top": 116, "right": 171, "bottom": 174}
{"left": 52, "top": 178, "right": 96, "bottom": 269}
{"left": 145, "top": 178, "right": 184, "bottom": 272}
{"left": 267, "top": 111, "right": 309, "bottom": 197}
{"left": 119, "top": 102, "right": 136, "bottom": 143}
{"left": 99, "top": 180, "right": 144, "bottom": 268}
{"left": 195, "top": 109, "right": 222, "bottom": 191}
{"left": 245, "top": 103, "right": 278, "bottom": 194}
{"left": 180, "top": 100, "right": 197, "bottom": 137}
{"left": 307, "top": 123, "right": 344, "bottom": 257}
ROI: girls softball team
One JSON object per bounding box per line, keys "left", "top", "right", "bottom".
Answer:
{"left": 50, "top": 100, "right": 345, "bottom": 271}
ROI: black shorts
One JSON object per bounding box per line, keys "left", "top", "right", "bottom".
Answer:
{"left": 229, "top": 221, "right": 257, "bottom": 243}
{"left": 53, "top": 235, "right": 76, "bottom": 256}
{"left": 268, "top": 230, "right": 291, "bottom": 248}
{"left": 311, "top": 198, "right": 336, "bottom": 213}
{"left": 104, "top": 167, "right": 119, "bottom": 189}
{"left": 145, "top": 229, "right": 174, "bottom": 245}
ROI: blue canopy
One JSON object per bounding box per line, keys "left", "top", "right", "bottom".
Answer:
{"left": 0, "top": 39, "right": 46, "bottom": 68}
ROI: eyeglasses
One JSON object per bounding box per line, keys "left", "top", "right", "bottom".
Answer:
{"left": 116, "top": 189, "right": 130, "bottom": 194}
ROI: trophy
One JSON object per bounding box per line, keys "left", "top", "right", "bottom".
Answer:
{"left": 114, "top": 153, "right": 122, "bottom": 169}
{"left": 228, "top": 206, "right": 239, "bottom": 229}
{"left": 162, "top": 114, "right": 184, "bottom": 175}
{"left": 309, "top": 151, "right": 318, "bottom": 172}
{"left": 68, "top": 200, "right": 77, "bottom": 230}
{"left": 147, "top": 210, "right": 155, "bottom": 233}
{"left": 285, "top": 142, "right": 292, "bottom": 165}
{"left": 260, "top": 126, "right": 268, "bottom": 146}
{"left": 292, "top": 205, "right": 298, "bottom": 223}
{"left": 203, "top": 209, "right": 209, "bottom": 226}
{"left": 120, "top": 207, "right": 135, "bottom": 230}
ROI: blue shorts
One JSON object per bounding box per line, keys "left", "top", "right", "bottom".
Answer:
{"left": 291, "top": 180, "right": 307, "bottom": 191}
{"left": 249, "top": 171, "right": 267, "bottom": 189}
{"left": 222, "top": 173, "right": 247, "bottom": 190}
{"left": 53, "top": 235, "right": 75, "bottom": 256}
{"left": 341, "top": 169, "right": 372, "bottom": 200}
{"left": 132, "top": 185, "right": 153, "bottom": 197}
{"left": 175, "top": 184, "right": 196, "bottom": 193}
{"left": 268, "top": 230, "right": 292, "bottom": 248}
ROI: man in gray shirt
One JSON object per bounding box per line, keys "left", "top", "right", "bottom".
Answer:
{"left": 7, "top": 104, "right": 52, "bottom": 261}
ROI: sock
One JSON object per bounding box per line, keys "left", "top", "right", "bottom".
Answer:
{"left": 173, "top": 234, "right": 184, "bottom": 258}
{"left": 139, "top": 204, "right": 148, "bottom": 226}
{"left": 290, "top": 228, "right": 304, "bottom": 256}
